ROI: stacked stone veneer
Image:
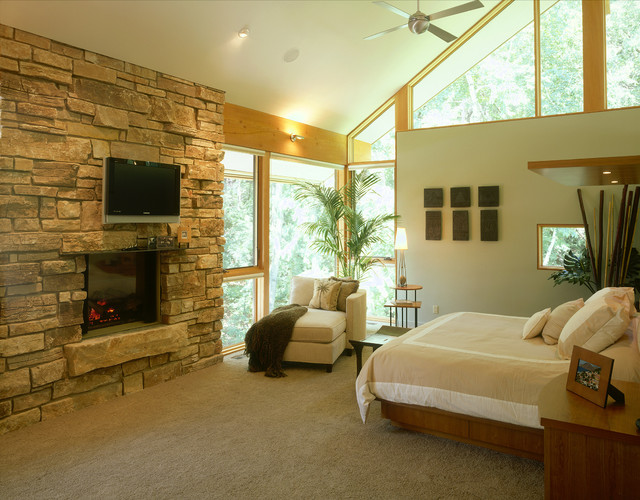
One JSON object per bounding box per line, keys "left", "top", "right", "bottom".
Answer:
{"left": 0, "top": 24, "right": 226, "bottom": 435}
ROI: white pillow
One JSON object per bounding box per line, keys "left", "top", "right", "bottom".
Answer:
{"left": 289, "top": 276, "right": 315, "bottom": 306}
{"left": 522, "top": 308, "right": 551, "bottom": 339}
{"left": 541, "top": 298, "right": 584, "bottom": 345}
{"left": 558, "top": 297, "right": 631, "bottom": 359}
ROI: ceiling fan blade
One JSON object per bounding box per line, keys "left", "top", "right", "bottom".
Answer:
{"left": 426, "top": 23, "right": 457, "bottom": 43}
{"left": 427, "top": 0, "right": 484, "bottom": 22}
{"left": 364, "top": 23, "right": 408, "bottom": 40}
{"left": 373, "top": 1, "right": 410, "bottom": 19}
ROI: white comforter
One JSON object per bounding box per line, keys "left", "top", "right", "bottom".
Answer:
{"left": 356, "top": 312, "right": 640, "bottom": 428}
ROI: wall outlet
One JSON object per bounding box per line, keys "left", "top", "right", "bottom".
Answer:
{"left": 433, "top": 305, "right": 439, "bottom": 314}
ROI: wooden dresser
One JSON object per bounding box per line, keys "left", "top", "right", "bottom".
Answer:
{"left": 538, "top": 375, "right": 640, "bottom": 499}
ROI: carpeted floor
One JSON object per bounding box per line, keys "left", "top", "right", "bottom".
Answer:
{"left": 0, "top": 349, "right": 544, "bottom": 499}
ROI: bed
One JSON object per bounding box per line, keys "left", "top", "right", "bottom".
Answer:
{"left": 355, "top": 310, "right": 640, "bottom": 461}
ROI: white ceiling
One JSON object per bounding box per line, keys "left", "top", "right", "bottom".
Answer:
{"left": 0, "top": 0, "right": 499, "bottom": 135}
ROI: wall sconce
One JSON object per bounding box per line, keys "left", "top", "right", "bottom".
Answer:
{"left": 238, "top": 26, "right": 250, "bottom": 39}
{"left": 290, "top": 133, "right": 305, "bottom": 142}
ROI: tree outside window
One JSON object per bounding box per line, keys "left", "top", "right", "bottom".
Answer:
{"left": 538, "top": 224, "right": 586, "bottom": 270}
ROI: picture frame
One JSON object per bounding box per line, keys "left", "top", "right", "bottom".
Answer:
{"left": 566, "top": 345, "right": 622, "bottom": 408}
{"left": 177, "top": 224, "right": 192, "bottom": 244}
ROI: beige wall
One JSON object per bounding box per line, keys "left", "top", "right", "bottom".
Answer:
{"left": 397, "top": 108, "right": 640, "bottom": 326}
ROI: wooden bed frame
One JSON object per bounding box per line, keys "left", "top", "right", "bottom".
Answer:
{"left": 380, "top": 399, "right": 544, "bottom": 461}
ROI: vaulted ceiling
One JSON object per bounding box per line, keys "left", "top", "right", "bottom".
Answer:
{"left": 0, "top": 0, "right": 500, "bottom": 135}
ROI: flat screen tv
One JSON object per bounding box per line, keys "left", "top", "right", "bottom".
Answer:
{"left": 103, "top": 157, "right": 181, "bottom": 224}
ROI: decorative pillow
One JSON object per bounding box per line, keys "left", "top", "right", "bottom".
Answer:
{"left": 585, "top": 287, "right": 636, "bottom": 318}
{"left": 541, "top": 298, "right": 584, "bottom": 345}
{"left": 308, "top": 278, "right": 341, "bottom": 311}
{"left": 289, "top": 275, "right": 316, "bottom": 306}
{"left": 558, "top": 297, "right": 631, "bottom": 359}
{"left": 522, "top": 308, "right": 551, "bottom": 340}
{"left": 329, "top": 277, "right": 359, "bottom": 312}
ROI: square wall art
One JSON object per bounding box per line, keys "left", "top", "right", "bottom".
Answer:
{"left": 424, "top": 188, "right": 444, "bottom": 208}
{"left": 450, "top": 187, "right": 471, "bottom": 207}
{"left": 478, "top": 186, "right": 500, "bottom": 207}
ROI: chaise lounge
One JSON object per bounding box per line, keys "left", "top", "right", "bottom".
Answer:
{"left": 283, "top": 275, "right": 367, "bottom": 372}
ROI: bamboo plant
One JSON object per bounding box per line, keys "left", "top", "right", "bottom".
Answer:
{"left": 293, "top": 170, "right": 398, "bottom": 281}
{"left": 551, "top": 186, "right": 640, "bottom": 295}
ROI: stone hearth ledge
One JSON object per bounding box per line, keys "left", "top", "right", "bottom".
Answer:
{"left": 64, "top": 323, "right": 189, "bottom": 376}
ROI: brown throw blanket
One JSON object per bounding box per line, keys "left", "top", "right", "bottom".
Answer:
{"left": 244, "top": 304, "right": 308, "bottom": 377}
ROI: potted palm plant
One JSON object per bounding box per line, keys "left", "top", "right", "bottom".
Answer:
{"left": 294, "top": 170, "right": 398, "bottom": 281}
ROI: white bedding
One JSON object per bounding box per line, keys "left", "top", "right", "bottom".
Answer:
{"left": 356, "top": 312, "right": 640, "bottom": 429}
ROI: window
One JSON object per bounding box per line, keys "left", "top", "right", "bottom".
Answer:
{"left": 538, "top": 224, "right": 586, "bottom": 270}
{"left": 353, "top": 105, "right": 395, "bottom": 162}
{"left": 222, "top": 149, "right": 260, "bottom": 350}
{"left": 269, "top": 158, "right": 338, "bottom": 310}
{"left": 541, "top": 0, "right": 583, "bottom": 115}
{"left": 606, "top": 0, "right": 640, "bottom": 109}
{"left": 351, "top": 165, "right": 396, "bottom": 319}
{"left": 222, "top": 150, "right": 257, "bottom": 270}
{"left": 414, "top": 19, "right": 534, "bottom": 128}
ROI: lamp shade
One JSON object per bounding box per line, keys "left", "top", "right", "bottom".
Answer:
{"left": 394, "top": 227, "right": 408, "bottom": 250}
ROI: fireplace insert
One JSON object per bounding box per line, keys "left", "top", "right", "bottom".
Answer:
{"left": 84, "top": 251, "right": 158, "bottom": 335}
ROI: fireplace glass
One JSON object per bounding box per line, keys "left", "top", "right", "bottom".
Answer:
{"left": 85, "top": 252, "right": 158, "bottom": 334}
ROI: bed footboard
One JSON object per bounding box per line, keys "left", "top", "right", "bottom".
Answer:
{"left": 380, "top": 400, "right": 544, "bottom": 461}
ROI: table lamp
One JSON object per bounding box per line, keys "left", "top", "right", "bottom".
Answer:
{"left": 395, "top": 227, "right": 408, "bottom": 287}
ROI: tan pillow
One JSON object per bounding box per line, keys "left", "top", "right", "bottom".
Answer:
{"left": 541, "top": 298, "right": 584, "bottom": 345}
{"left": 558, "top": 297, "right": 631, "bottom": 359}
{"left": 585, "top": 287, "right": 636, "bottom": 318}
{"left": 522, "top": 308, "right": 551, "bottom": 339}
{"left": 308, "top": 278, "right": 341, "bottom": 311}
{"left": 329, "top": 277, "right": 359, "bottom": 312}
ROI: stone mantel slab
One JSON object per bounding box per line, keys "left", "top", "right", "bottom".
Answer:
{"left": 64, "top": 323, "right": 188, "bottom": 376}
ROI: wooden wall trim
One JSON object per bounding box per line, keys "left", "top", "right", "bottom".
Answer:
{"left": 224, "top": 103, "right": 347, "bottom": 165}
{"left": 583, "top": 0, "right": 606, "bottom": 112}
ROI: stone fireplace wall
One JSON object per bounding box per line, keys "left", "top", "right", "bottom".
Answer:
{"left": 0, "top": 24, "right": 225, "bottom": 434}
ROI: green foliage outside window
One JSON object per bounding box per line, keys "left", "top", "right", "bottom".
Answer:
{"left": 222, "top": 279, "right": 255, "bottom": 347}
{"left": 607, "top": 0, "right": 640, "bottom": 109}
{"left": 222, "top": 176, "right": 255, "bottom": 269}
{"left": 541, "top": 0, "right": 583, "bottom": 115}
{"left": 414, "top": 23, "right": 535, "bottom": 128}
{"left": 269, "top": 180, "right": 335, "bottom": 311}
{"left": 539, "top": 225, "right": 586, "bottom": 269}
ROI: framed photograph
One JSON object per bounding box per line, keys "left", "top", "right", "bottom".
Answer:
{"left": 177, "top": 225, "right": 192, "bottom": 244}
{"left": 566, "top": 345, "right": 615, "bottom": 407}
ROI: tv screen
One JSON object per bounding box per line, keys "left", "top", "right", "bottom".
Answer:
{"left": 103, "top": 157, "right": 181, "bottom": 224}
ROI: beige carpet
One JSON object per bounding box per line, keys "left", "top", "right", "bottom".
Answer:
{"left": 0, "top": 350, "right": 543, "bottom": 499}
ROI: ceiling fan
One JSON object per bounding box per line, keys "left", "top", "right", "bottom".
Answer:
{"left": 365, "top": 0, "right": 484, "bottom": 43}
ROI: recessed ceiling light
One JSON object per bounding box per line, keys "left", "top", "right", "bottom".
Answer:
{"left": 603, "top": 170, "right": 612, "bottom": 175}
{"left": 611, "top": 180, "right": 619, "bottom": 184}
{"left": 238, "top": 26, "right": 250, "bottom": 39}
